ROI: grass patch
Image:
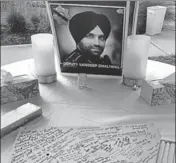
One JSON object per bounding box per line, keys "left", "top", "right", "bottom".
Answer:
{"left": 1, "top": 31, "right": 51, "bottom": 46}
{"left": 1, "top": 1, "right": 51, "bottom": 45}
{"left": 148, "top": 55, "right": 175, "bottom": 66}
{"left": 1, "top": 13, "right": 51, "bottom": 46}
{"left": 6, "top": 11, "right": 27, "bottom": 33}
{"left": 1, "top": 31, "right": 32, "bottom": 45}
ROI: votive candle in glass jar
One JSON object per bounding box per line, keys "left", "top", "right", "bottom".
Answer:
{"left": 31, "top": 33, "right": 56, "bottom": 84}
{"left": 77, "top": 73, "right": 87, "bottom": 90}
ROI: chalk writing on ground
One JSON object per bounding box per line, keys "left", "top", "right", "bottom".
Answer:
{"left": 9, "top": 123, "right": 161, "bottom": 163}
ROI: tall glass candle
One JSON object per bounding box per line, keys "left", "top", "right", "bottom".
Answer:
{"left": 31, "top": 33, "right": 56, "bottom": 84}
{"left": 123, "top": 35, "right": 151, "bottom": 87}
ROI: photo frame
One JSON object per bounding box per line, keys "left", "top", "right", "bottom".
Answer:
{"left": 46, "top": 1, "right": 130, "bottom": 77}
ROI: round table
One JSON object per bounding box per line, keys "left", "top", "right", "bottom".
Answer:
{"left": 1, "top": 59, "right": 175, "bottom": 163}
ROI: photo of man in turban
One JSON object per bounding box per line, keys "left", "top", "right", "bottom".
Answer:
{"left": 64, "top": 11, "right": 112, "bottom": 65}
{"left": 49, "top": 3, "right": 125, "bottom": 76}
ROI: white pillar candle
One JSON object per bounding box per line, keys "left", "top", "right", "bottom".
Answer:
{"left": 168, "top": 143, "right": 175, "bottom": 163}
{"left": 162, "top": 142, "right": 170, "bottom": 163}
{"left": 123, "top": 35, "right": 151, "bottom": 80}
{"left": 156, "top": 140, "right": 166, "bottom": 163}
{"left": 31, "top": 33, "right": 56, "bottom": 77}
{"left": 173, "top": 153, "right": 175, "bottom": 163}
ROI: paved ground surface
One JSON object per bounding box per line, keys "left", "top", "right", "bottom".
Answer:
{"left": 148, "top": 29, "right": 175, "bottom": 57}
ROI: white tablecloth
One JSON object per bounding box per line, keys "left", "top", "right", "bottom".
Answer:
{"left": 1, "top": 59, "right": 175, "bottom": 163}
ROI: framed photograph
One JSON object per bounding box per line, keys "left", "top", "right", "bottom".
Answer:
{"left": 46, "top": 2, "right": 129, "bottom": 77}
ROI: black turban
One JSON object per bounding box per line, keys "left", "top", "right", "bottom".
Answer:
{"left": 69, "top": 11, "right": 111, "bottom": 44}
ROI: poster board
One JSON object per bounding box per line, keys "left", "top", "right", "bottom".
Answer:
{"left": 46, "top": 1, "right": 130, "bottom": 77}
{"left": 9, "top": 123, "right": 161, "bottom": 163}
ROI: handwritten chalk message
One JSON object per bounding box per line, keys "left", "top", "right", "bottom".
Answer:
{"left": 9, "top": 123, "right": 161, "bottom": 163}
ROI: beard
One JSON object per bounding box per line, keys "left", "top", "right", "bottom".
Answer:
{"left": 80, "top": 44, "right": 104, "bottom": 57}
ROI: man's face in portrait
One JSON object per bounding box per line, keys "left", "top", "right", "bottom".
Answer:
{"left": 77, "top": 26, "right": 106, "bottom": 57}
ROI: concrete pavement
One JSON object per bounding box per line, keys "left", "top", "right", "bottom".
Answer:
{"left": 148, "top": 29, "right": 175, "bottom": 57}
